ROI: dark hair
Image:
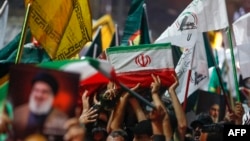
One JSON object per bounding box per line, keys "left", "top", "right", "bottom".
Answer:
{"left": 191, "top": 113, "right": 213, "bottom": 129}
{"left": 108, "top": 129, "right": 128, "bottom": 140}
{"left": 132, "top": 119, "right": 153, "bottom": 136}
{"left": 32, "top": 72, "right": 58, "bottom": 95}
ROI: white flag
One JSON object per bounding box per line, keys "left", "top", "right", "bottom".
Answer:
{"left": 167, "top": 33, "right": 209, "bottom": 103}
{"left": 237, "top": 44, "right": 250, "bottom": 79}
{"left": 0, "top": 0, "right": 8, "bottom": 49}
{"left": 155, "top": 0, "right": 228, "bottom": 47}
{"left": 232, "top": 13, "right": 250, "bottom": 46}
{"left": 155, "top": 32, "right": 198, "bottom": 48}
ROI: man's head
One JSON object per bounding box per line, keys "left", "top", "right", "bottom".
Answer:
{"left": 208, "top": 103, "right": 220, "bottom": 123}
{"left": 29, "top": 72, "right": 58, "bottom": 115}
{"left": 132, "top": 120, "right": 152, "bottom": 141}
{"left": 191, "top": 113, "right": 213, "bottom": 141}
{"left": 106, "top": 129, "right": 128, "bottom": 141}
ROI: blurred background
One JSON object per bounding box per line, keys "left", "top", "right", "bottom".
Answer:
{"left": 2, "top": 0, "right": 250, "bottom": 46}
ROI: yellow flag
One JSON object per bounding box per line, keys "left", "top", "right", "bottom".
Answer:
{"left": 25, "top": 0, "right": 92, "bottom": 60}
{"left": 93, "top": 14, "right": 115, "bottom": 50}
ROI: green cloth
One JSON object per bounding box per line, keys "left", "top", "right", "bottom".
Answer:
{"left": 121, "top": 0, "right": 150, "bottom": 45}
{"left": 84, "top": 27, "right": 102, "bottom": 58}
{"left": 0, "top": 29, "right": 51, "bottom": 63}
{"left": 0, "top": 29, "right": 32, "bottom": 60}
{"left": 203, "top": 32, "right": 215, "bottom": 68}
{"left": 0, "top": 101, "right": 13, "bottom": 140}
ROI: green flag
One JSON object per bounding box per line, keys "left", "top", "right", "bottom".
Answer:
{"left": 208, "top": 67, "right": 221, "bottom": 94}
{"left": 109, "top": 32, "right": 116, "bottom": 48}
{"left": 121, "top": 0, "right": 150, "bottom": 45}
{"left": 203, "top": 32, "right": 215, "bottom": 68}
{"left": 0, "top": 29, "right": 51, "bottom": 63}
{"left": 0, "top": 29, "right": 32, "bottom": 60}
{"left": 139, "top": 4, "right": 151, "bottom": 45}
{"left": 84, "top": 27, "right": 103, "bottom": 58}
{"left": 171, "top": 45, "right": 182, "bottom": 68}
{"left": 109, "top": 24, "right": 120, "bottom": 47}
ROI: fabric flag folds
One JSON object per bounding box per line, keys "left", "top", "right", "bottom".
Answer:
{"left": 25, "top": 0, "right": 92, "bottom": 60}
{"left": 106, "top": 43, "right": 176, "bottom": 88}
{"left": 121, "top": 0, "right": 151, "bottom": 45}
{"left": 155, "top": 0, "right": 228, "bottom": 47}
{"left": 208, "top": 67, "right": 221, "bottom": 94}
{"left": 237, "top": 44, "right": 250, "bottom": 79}
{"left": 0, "top": 29, "right": 51, "bottom": 63}
{"left": 232, "top": 13, "right": 250, "bottom": 79}
{"left": 84, "top": 26, "right": 103, "bottom": 58}
{"left": 92, "top": 14, "right": 115, "bottom": 50}
{"left": 0, "top": 0, "right": 8, "bottom": 49}
{"left": 172, "top": 34, "right": 209, "bottom": 103}
{"left": 233, "top": 12, "right": 250, "bottom": 46}
{"left": 38, "top": 57, "right": 116, "bottom": 95}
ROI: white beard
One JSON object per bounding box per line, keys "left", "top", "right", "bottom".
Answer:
{"left": 29, "top": 95, "right": 54, "bottom": 115}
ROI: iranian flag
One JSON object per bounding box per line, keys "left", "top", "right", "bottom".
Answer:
{"left": 38, "top": 57, "right": 116, "bottom": 95}
{"left": 106, "top": 43, "right": 176, "bottom": 88}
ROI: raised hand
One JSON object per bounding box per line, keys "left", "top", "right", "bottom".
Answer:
{"left": 79, "top": 90, "right": 98, "bottom": 124}
{"left": 168, "top": 74, "right": 179, "bottom": 93}
{"left": 151, "top": 74, "right": 161, "bottom": 94}
{"left": 64, "top": 118, "right": 85, "bottom": 141}
{"left": 0, "top": 112, "right": 11, "bottom": 134}
{"left": 103, "top": 81, "right": 118, "bottom": 100}
{"left": 79, "top": 107, "right": 98, "bottom": 125}
{"left": 81, "top": 90, "right": 90, "bottom": 112}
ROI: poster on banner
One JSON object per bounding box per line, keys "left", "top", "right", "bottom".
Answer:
{"left": 8, "top": 64, "right": 79, "bottom": 140}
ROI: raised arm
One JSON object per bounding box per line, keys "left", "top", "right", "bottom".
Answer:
{"left": 150, "top": 74, "right": 173, "bottom": 141}
{"left": 168, "top": 74, "right": 187, "bottom": 141}
{"left": 79, "top": 90, "right": 98, "bottom": 125}
{"left": 110, "top": 83, "right": 140, "bottom": 131}
{"left": 128, "top": 83, "right": 147, "bottom": 122}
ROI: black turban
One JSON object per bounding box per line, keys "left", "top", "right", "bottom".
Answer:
{"left": 31, "top": 72, "right": 59, "bottom": 95}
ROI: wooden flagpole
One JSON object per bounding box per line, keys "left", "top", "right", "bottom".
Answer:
{"left": 15, "top": 3, "right": 31, "bottom": 64}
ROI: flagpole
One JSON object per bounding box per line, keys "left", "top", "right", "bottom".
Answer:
{"left": 226, "top": 27, "right": 240, "bottom": 102}
{"left": 94, "top": 62, "right": 155, "bottom": 109}
{"left": 142, "top": 3, "right": 151, "bottom": 43}
{"left": 203, "top": 33, "right": 232, "bottom": 112}
{"left": 93, "top": 44, "right": 97, "bottom": 58}
{"left": 115, "top": 24, "right": 119, "bottom": 46}
{"left": 182, "top": 70, "right": 192, "bottom": 111}
{"left": 119, "top": 82, "right": 155, "bottom": 109}
{"left": 0, "top": 0, "right": 8, "bottom": 15}
{"left": 15, "top": 3, "right": 31, "bottom": 64}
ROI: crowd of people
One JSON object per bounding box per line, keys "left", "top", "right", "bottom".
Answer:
{"left": 0, "top": 70, "right": 249, "bottom": 141}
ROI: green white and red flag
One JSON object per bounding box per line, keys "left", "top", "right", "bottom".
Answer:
{"left": 106, "top": 43, "right": 176, "bottom": 88}
{"left": 38, "top": 57, "right": 116, "bottom": 95}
